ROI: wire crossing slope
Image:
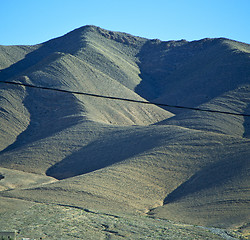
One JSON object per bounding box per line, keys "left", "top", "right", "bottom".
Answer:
{"left": 0, "top": 26, "right": 249, "bottom": 237}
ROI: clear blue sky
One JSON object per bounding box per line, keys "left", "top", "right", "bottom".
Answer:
{"left": 1, "top": 0, "right": 250, "bottom": 45}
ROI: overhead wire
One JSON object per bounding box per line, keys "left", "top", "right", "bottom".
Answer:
{"left": 0, "top": 80, "right": 250, "bottom": 117}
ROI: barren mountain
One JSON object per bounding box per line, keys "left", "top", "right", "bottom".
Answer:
{"left": 0, "top": 25, "right": 249, "bottom": 239}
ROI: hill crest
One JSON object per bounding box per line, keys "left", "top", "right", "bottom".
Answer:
{"left": 0, "top": 25, "right": 249, "bottom": 237}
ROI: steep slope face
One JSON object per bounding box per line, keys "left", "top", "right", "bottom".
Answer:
{"left": 137, "top": 37, "right": 250, "bottom": 137}
{"left": 137, "top": 38, "right": 250, "bottom": 106}
{"left": 0, "top": 26, "right": 172, "bottom": 155}
{"left": 0, "top": 26, "right": 249, "bottom": 234}
{"left": 0, "top": 84, "right": 29, "bottom": 151}
{"left": 158, "top": 85, "right": 250, "bottom": 137}
{"left": 0, "top": 45, "right": 38, "bottom": 70}
{"left": 0, "top": 45, "right": 40, "bottom": 151}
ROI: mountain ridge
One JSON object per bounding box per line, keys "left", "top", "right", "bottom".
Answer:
{"left": 0, "top": 25, "right": 249, "bottom": 238}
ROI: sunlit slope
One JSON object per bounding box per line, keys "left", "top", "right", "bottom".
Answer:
{"left": 158, "top": 85, "right": 250, "bottom": 137}
{"left": 0, "top": 25, "right": 250, "bottom": 232}
{"left": 1, "top": 124, "right": 249, "bottom": 228}
{"left": 0, "top": 25, "right": 173, "bottom": 195}
{"left": 149, "top": 157, "right": 249, "bottom": 228}
{"left": 0, "top": 26, "right": 172, "bottom": 154}
{"left": 0, "top": 45, "right": 38, "bottom": 70}
{"left": 0, "top": 167, "right": 57, "bottom": 191}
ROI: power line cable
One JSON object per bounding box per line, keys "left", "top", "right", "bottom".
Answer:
{"left": 1, "top": 80, "right": 250, "bottom": 117}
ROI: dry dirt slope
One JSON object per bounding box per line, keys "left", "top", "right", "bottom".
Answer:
{"left": 0, "top": 25, "right": 249, "bottom": 238}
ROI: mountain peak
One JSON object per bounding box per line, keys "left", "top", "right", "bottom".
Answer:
{"left": 67, "top": 25, "right": 100, "bottom": 35}
{"left": 0, "top": 26, "right": 249, "bottom": 238}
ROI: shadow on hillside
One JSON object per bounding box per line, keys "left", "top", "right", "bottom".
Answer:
{"left": 0, "top": 27, "right": 88, "bottom": 82}
{"left": 135, "top": 39, "right": 190, "bottom": 102}
{"left": 46, "top": 128, "right": 165, "bottom": 180}
{"left": 163, "top": 156, "right": 247, "bottom": 204}
{"left": 243, "top": 105, "right": 250, "bottom": 138}
{"left": 135, "top": 38, "right": 250, "bottom": 115}
{"left": 0, "top": 88, "right": 84, "bottom": 154}
{"left": 0, "top": 28, "right": 90, "bottom": 154}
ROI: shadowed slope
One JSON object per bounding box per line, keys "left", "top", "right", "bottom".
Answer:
{"left": 46, "top": 126, "right": 168, "bottom": 179}
{"left": 0, "top": 84, "right": 29, "bottom": 151}
{"left": 158, "top": 85, "right": 250, "bottom": 137}
{"left": 0, "top": 45, "right": 38, "bottom": 70}
{"left": 163, "top": 154, "right": 248, "bottom": 205}
{"left": 2, "top": 125, "right": 250, "bottom": 229}
{"left": 149, "top": 156, "right": 249, "bottom": 228}
{"left": 0, "top": 26, "right": 172, "bottom": 154}
{"left": 0, "top": 26, "right": 91, "bottom": 81}
{"left": 0, "top": 26, "right": 250, "bottom": 234}
{"left": 137, "top": 38, "right": 250, "bottom": 107}
{"left": 140, "top": 38, "right": 250, "bottom": 137}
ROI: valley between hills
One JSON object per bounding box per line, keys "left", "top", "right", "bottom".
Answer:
{"left": 0, "top": 25, "right": 249, "bottom": 239}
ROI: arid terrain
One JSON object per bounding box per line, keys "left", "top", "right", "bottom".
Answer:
{"left": 0, "top": 25, "right": 249, "bottom": 239}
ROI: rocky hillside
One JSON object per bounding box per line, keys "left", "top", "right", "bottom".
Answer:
{"left": 0, "top": 25, "right": 249, "bottom": 238}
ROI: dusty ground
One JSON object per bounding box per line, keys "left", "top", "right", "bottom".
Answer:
{"left": 0, "top": 201, "right": 244, "bottom": 239}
